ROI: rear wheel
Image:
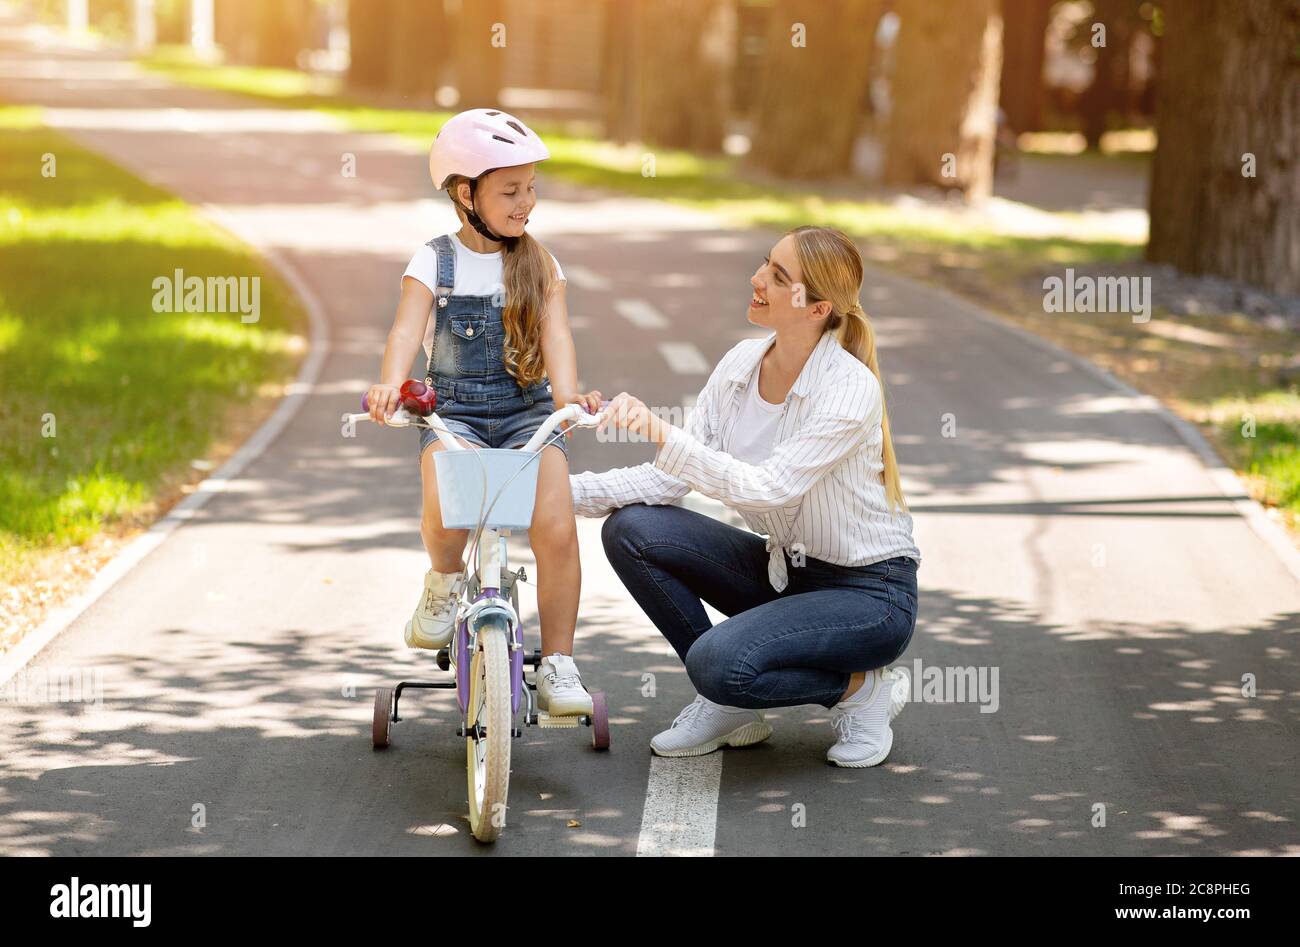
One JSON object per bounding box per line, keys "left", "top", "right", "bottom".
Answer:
{"left": 465, "top": 622, "right": 513, "bottom": 843}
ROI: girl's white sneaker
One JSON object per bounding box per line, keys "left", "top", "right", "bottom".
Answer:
{"left": 404, "top": 569, "right": 461, "bottom": 649}
{"left": 827, "top": 668, "right": 909, "bottom": 768}
{"left": 650, "top": 695, "right": 772, "bottom": 758}
{"left": 537, "top": 653, "right": 594, "bottom": 716}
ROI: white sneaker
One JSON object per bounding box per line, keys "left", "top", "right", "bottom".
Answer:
{"left": 537, "top": 653, "right": 594, "bottom": 716}
{"left": 650, "top": 695, "right": 772, "bottom": 758}
{"left": 404, "top": 569, "right": 461, "bottom": 650}
{"left": 827, "top": 667, "right": 909, "bottom": 768}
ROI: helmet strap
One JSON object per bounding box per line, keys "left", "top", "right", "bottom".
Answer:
{"left": 459, "top": 178, "right": 519, "bottom": 249}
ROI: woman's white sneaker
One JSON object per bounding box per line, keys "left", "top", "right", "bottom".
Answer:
{"left": 650, "top": 695, "right": 772, "bottom": 758}
{"left": 404, "top": 569, "right": 461, "bottom": 649}
{"left": 827, "top": 668, "right": 909, "bottom": 768}
{"left": 537, "top": 653, "right": 594, "bottom": 716}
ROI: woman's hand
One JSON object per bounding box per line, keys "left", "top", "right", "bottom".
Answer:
{"left": 366, "top": 383, "right": 401, "bottom": 423}
{"left": 555, "top": 389, "right": 603, "bottom": 438}
{"left": 598, "top": 391, "right": 671, "bottom": 446}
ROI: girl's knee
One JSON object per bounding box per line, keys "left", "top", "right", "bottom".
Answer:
{"left": 531, "top": 511, "right": 577, "bottom": 555}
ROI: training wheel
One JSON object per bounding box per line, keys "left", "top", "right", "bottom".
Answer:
{"left": 590, "top": 690, "right": 610, "bottom": 751}
{"left": 372, "top": 687, "right": 394, "bottom": 749}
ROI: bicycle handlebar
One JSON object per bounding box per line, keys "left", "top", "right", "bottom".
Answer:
{"left": 346, "top": 399, "right": 609, "bottom": 453}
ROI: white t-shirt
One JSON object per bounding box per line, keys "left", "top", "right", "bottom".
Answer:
{"left": 403, "top": 233, "right": 565, "bottom": 362}
{"left": 402, "top": 232, "right": 565, "bottom": 297}
{"left": 728, "top": 368, "right": 785, "bottom": 464}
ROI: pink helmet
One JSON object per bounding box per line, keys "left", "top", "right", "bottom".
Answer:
{"left": 428, "top": 108, "right": 550, "bottom": 190}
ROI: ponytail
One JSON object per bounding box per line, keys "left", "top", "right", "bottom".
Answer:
{"left": 835, "top": 301, "right": 908, "bottom": 515}
{"left": 790, "top": 226, "right": 908, "bottom": 516}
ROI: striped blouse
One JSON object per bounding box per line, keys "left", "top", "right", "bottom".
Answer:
{"left": 570, "top": 329, "right": 922, "bottom": 591}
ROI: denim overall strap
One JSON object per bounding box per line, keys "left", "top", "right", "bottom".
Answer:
{"left": 424, "top": 234, "right": 457, "bottom": 386}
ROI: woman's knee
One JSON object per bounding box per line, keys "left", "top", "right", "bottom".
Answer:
{"left": 684, "top": 633, "right": 746, "bottom": 705}
{"left": 600, "top": 503, "right": 659, "bottom": 563}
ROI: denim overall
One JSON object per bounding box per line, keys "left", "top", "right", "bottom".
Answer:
{"left": 415, "top": 234, "right": 564, "bottom": 462}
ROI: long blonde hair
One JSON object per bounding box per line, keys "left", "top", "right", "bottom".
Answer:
{"left": 445, "top": 173, "right": 553, "bottom": 388}
{"left": 788, "top": 225, "right": 908, "bottom": 515}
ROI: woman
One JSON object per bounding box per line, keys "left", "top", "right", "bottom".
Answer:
{"left": 570, "top": 226, "right": 921, "bottom": 767}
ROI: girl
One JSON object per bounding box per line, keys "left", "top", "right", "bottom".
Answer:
{"left": 366, "top": 109, "right": 602, "bottom": 717}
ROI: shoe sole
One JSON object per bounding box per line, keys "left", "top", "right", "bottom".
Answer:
{"left": 651, "top": 719, "right": 772, "bottom": 758}
{"left": 404, "top": 619, "right": 452, "bottom": 651}
{"left": 828, "top": 671, "right": 910, "bottom": 769}
{"left": 537, "top": 696, "right": 595, "bottom": 717}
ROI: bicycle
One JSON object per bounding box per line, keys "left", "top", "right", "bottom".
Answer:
{"left": 349, "top": 384, "right": 611, "bottom": 843}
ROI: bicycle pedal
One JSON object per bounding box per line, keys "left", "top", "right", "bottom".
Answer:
{"left": 536, "top": 712, "right": 581, "bottom": 729}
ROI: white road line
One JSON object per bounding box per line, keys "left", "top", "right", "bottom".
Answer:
{"left": 636, "top": 755, "right": 723, "bottom": 857}
{"left": 659, "top": 341, "right": 710, "bottom": 374}
{"left": 615, "top": 298, "right": 669, "bottom": 329}
{"left": 563, "top": 264, "right": 611, "bottom": 291}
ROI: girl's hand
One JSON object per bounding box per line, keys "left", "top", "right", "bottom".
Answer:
{"left": 556, "top": 389, "right": 603, "bottom": 438}
{"left": 598, "top": 391, "right": 669, "bottom": 445}
{"left": 367, "top": 384, "right": 401, "bottom": 424}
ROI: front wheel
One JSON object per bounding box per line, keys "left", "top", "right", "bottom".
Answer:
{"left": 465, "top": 621, "right": 513, "bottom": 843}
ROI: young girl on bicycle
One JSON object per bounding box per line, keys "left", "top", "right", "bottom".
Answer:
{"left": 366, "top": 109, "right": 601, "bottom": 716}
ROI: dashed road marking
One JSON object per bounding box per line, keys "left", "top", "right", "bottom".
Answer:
{"left": 659, "top": 341, "right": 710, "bottom": 373}
{"left": 615, "top": 298, "right": 669, "bottom": 329}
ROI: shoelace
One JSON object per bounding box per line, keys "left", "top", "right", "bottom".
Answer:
{"left": 832, "top": 713, "right": 864, "bottom": 743}
{"left": 422, "top": 585, "right": 456, "bottom": 620}
{"left": 546, "top": 668, "right": 582, "bottom": 690}
{"left": 670, "top": 696, "right": 713, "bottom": 729}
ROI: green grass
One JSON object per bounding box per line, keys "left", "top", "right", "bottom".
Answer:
{"left": 1206, "top": 391, "right": 1300, "bottom": 514}
{"left": 0, "top": 104, "right": 305, "bottom": 581}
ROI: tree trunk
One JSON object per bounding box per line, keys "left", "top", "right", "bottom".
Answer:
{"left": 635, "top": 0, "right": 733, "bottom": 152}
{"left": 748, "top": 0, "right": 879, "bottom": 178}
{"left": 601, "top": 0, "right": 639, "bottom": 143}
{"left": 389, "top": 0, "right": 447, "bottom": 101}
{"left": 599, "top": 0, "right": 732, "bottom": 151}
{"left": 998, "top": 0, "right": 1050, "bottom": 133}
{"left": 347, "top": 0, "right": 394, "bottom": 90}
{"left": 455, "top": 0, "right": 504, "bottom": 109}
{"left": 883, "top": 0, "right": 1002, "bottom": 200}
{"left": 1079, "top": 0, "right": 1135, "bottom": 149}
{"left": 251, "top": 0, "right": 307, "bottom": 68}
{"left": 1147, "top": 0, "right": 1299, "bottom": 294}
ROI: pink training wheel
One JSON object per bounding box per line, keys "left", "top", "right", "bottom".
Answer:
{"left": 590, "top": 690, "right": 610, "bottom": 751}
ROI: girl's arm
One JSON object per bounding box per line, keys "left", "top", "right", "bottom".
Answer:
{"left": 539, "top": 280, "right": 601, "bottom": 414}
{"left": 367, "top": 276, "right": 434, "bottom": 422}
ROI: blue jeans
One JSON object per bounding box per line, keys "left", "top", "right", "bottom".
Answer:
{"left": 601, "top": 503, "right": 919, "bottom": 710}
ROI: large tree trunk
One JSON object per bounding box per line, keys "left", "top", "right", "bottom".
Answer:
{"left": 748, "top": 0, "right": 879, "bottom": 178}
{"left": 600, "top": 0, "right": 732, "bottom": 151}
{"left": 601, "top": 0, "right": 639, "bottom": 143}
{"left": 455, "top": 0, "right": 504, "bottom": 109}
{"left": 636, "top": 0, "right": 733, "bottom": 152}
{"left": 1078, "top": 0, "right": 1135, "bottom": 149}
{"left": 998, "top": 0, "right": 1050, "bottom": 133}
{"left": 883, "top": 0, "right": 1002, "bottom": 200}
{"left": 347, "top": 0, "right": 395, "bottom": 90}
{"left": 1147, "top": 0, "right": 1299, "bottom": 294}
{"left": 388, "top": 0, "right": 447, "bottom": 101}
{"left": 251, "top": 0, "right": 308, "bottom": 68}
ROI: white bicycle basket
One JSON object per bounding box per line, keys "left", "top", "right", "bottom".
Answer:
{"left": 434, "top": 448, "right": 541, "bottom": 530}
